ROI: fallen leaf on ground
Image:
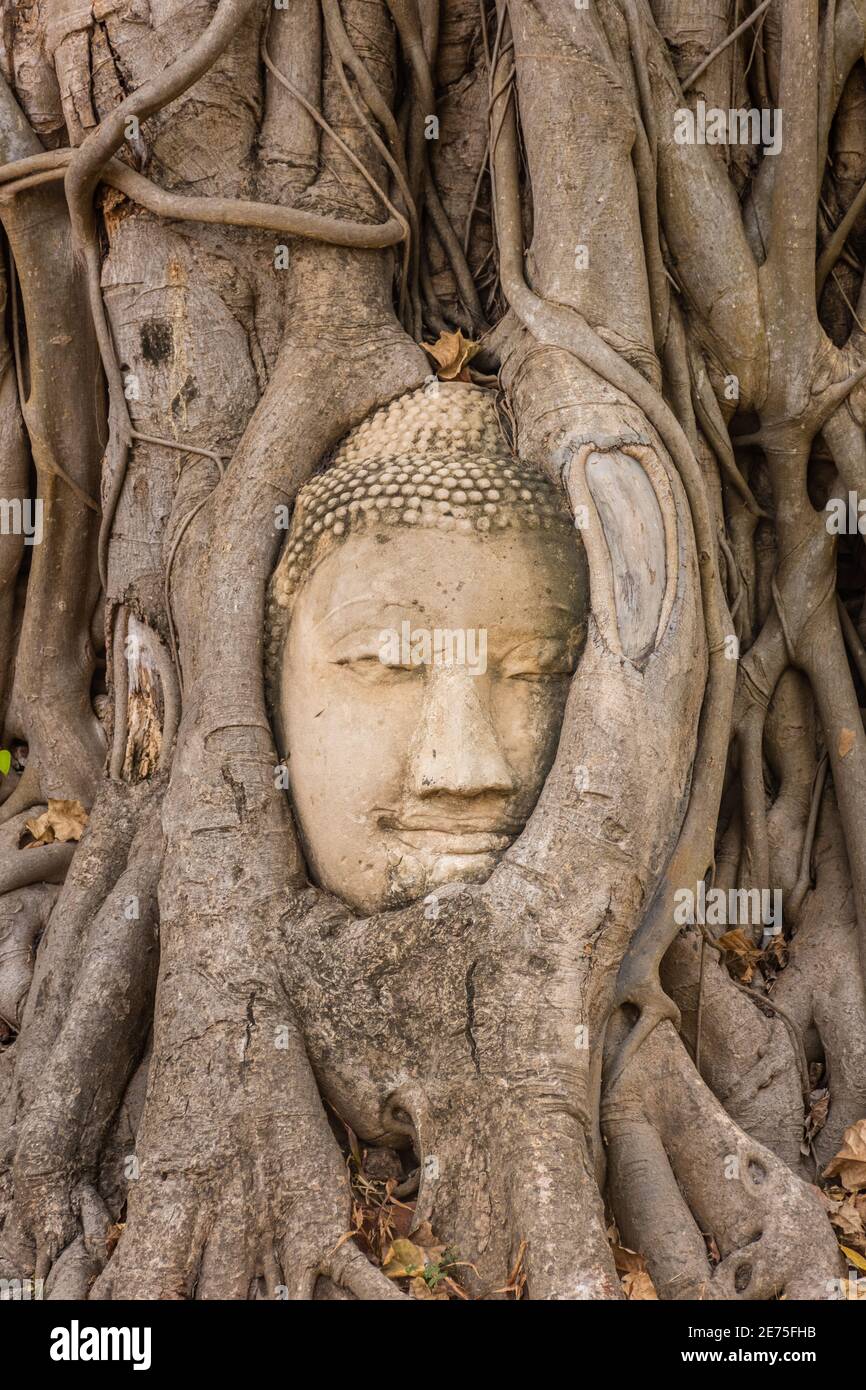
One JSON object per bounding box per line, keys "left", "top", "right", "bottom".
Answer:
{"left": 829, "top": 1196, "right": 866, "bottom": 1253}
{"left": 24, "top": 799, "right": 88, "bottom": 847}
{"left": 841, "top": 1246, "right": 866, "bottom": 1273}
{"left": 804, "top": 1088, "right": 830, "bottom": 1146}
{"left": 612, "top": 1243, "right": 647, "bottom": 1275}
{"left": 622, "top": 1270, "right": 658, "bottom": 1299}
{"left": 382, "top": 1238, "right": 427, "bottom": 1279}
{"left": 409, "top": 1276, "right": 449, "bottom": 1300}
{"left": 421, "top": 328, "right": 480, "bottom": 381}
{"left": 823, "top": 1118, "right": 866, "bottom": 1192}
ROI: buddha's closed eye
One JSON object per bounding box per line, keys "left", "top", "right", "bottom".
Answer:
{"left": 334, "top": 652, "right": 419, "bottom": 683}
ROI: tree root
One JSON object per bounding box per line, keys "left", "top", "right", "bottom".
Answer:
{"left": 604, "top": 1018, "right": 844, "bottom": 1300}
{"left": 12, "top": 783, "right": 163, "bottom": 1278}
{"left": 661, "top": 927, "right": 806, "bottom": 1173}
{"left": 772, "top": 796, "right": 866, "bottom": 1167}
{"left": 0, "top": 76, "right": 105, "bottom": 816}
{"left": 0, "top": 884, "right": 59, "bottom": 1032}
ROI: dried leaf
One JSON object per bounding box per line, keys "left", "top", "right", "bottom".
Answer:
{"left": 823, "top": 1118, "right": 866, "bottom": 1192}
{"left": 105, "top": 1222, "right": 125, "bottom": 1258}
{"left": 839, "top": 728, "right": 856, "bottom": 758}
{"left": 387, "top": 1200, "right": 416, "bottom": 1240}
{"left": 841, "top": 1246, "right": 866, "bottom": 1272}
{"left": 612, "top": 1243, "right": 647, "bottom": 1276}
{"left": 613, "top": 1243, "right": 659, "bottom": 1297}
{"left": 622, "top": 1270, "right": 658, "bottom": 1300}
{"left": 717, "top": 928, "right": 763, "bottom": 984}
{"left": 24, "top": 799, "right": 88, "bottom": 847}
{"left": 829, "top": 1195, "right": 866, "bottom": 1251}
{"left": 804, "top": 1088, "right": 830, "bottom": 1144}
{"left": 382, "top": 1238, "right": 427, "bottom": 1279}
{"left": 421, "top": 329, "right": 480, "bottom": 382}
{"left": 409, "top": 1275, "right": 449, "bottom": 1300}
{"left": 344, "top": 1122, "right": 362, "bottom": 1169}
{"left": 717, "top": 927, "right": 757, "bottom": 956}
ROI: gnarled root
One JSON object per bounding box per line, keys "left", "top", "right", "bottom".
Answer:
{"left": 0, "top": 778, "right": 161, "bottom": 1282}
{"left": 603, "top": 1019, "right": 844, "bottom": 1300}
{"left": 772, "top": 795, "right": 866, "bottom": 1167}
{"left": 91, "top": 1002, "right": 404, "bottom": 1301}
{"left": 0, "top": 883, "right": 59, "bottom": 1033}
{"left": 661, "top": 930, "right": 806, "bottom": 1173}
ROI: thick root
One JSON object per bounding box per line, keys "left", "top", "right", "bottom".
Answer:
{"left": 604, "top": 1020, "right": 844, "bottom": 1300}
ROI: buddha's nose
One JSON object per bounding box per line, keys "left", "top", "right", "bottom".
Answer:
{"left": 408, "top": 662, "right": 518, "bottom": 797}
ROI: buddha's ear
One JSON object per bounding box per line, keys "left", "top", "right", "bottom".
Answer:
{"left": 490, "top": 421, "right": 707, "bottom": 927}
{"left": 564, "top": 443, "right": 679, "bottom": 665}
{"left": 486, "top": 376, "right": 707, "bottom": 946}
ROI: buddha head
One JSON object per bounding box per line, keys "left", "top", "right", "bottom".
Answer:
{"left": 265, "top": 383, "right": 588, "bottom": 915}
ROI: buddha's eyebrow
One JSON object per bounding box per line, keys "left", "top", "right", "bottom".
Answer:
{"left": 314, "top": 597, "right": 411, "bottom": 629}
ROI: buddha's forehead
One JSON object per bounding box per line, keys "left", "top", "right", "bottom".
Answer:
{"left": 291, "top": 526, "right": 587, "bottom": 635}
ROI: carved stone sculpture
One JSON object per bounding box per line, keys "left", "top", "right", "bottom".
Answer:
{"left": 266, "top": 383, "right": 587, "bottom": 912}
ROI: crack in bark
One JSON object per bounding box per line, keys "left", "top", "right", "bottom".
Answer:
{"left": 464, "top": 958, "right": 480, "bottom": 1075}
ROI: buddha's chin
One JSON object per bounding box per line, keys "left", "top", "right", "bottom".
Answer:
{"left": 323, "top": 840, "right": 513, "bottom": 916}
{"left": 377, "top": 845, "right": 504, "bottom": 913}
{"left": 427, "top": 851, "right": 499, "bottom": 890}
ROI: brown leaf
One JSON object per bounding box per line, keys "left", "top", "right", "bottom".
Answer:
{"left": 24, "top": 799, "right": 88, "bottom": 847}
{"left": 613, "top": 1242, "right": 660, "bottom": 1297}
{"left": 612, "top": 1243, "right": 647, "bottom": 1276}
{"left": 804, "top": 1088, "right": 830, "bottom": 1144}
{"left": 622, "top": 1270, "right": 658, "bottom": 1300}
{"left": 823, "top": 1118, "right": 866, "bottom": 1192}
{"left": 829, "top": 1195, "right": 866, "bottom": 1252}
{"left": 105, "top": 1222, "right": 125, "bottom": 1258}
{"left": 839, "top": 728, "right": 856, "bottom": 758}
{"left": 717, "top": 928, "right": 763, "bottom": 984}
{"left": 421, "top": 329, "right": 480, "bottom": 382}
{"left": 409, "top": 1275, "right": 449, "bottom": 1300}
{"left": 387, "top": 1200, "right": 416, "bottom": 1240}
{"left": 381, "top": 1238, "right": 427, "bottom": 1279}
{"left": 717, "top": 927, "right": 756, "bottom": 956}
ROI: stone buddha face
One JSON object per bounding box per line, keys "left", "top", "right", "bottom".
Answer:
{"left": 267, "top": 385, "right": 588, "bottom": 915}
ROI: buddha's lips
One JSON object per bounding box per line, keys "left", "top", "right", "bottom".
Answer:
{"left": 384, "top": 825, "right": 515, "bottom": 855}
